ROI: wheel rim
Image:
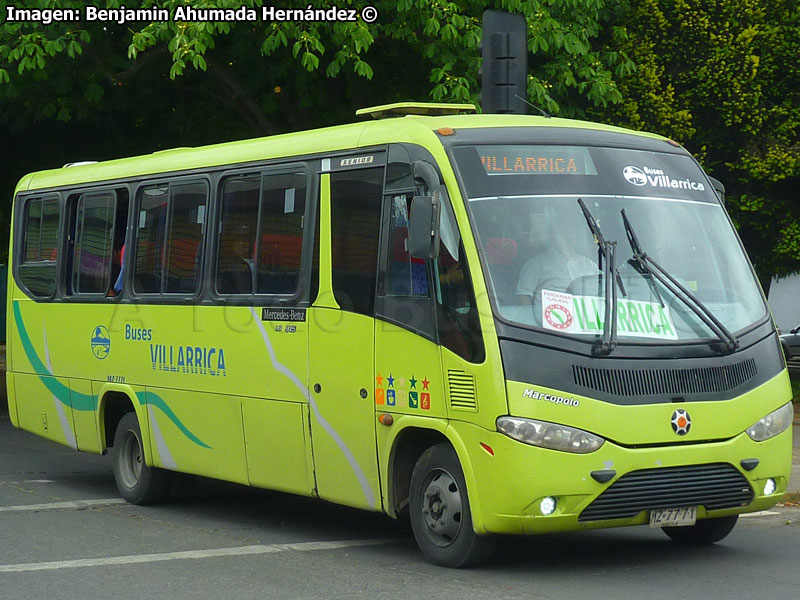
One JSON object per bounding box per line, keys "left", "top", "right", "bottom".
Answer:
{"left": 117, "top": 430, "right": 143, "bottom": 490}
{"left": 419, "top": 468, "right": 463, "bottom": 547}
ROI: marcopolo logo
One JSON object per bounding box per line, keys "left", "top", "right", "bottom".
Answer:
{"left": 522, "top": 387, "right": 580, "bottom": 407}
{"left": 622, "top": 165, "right": 648, "bottom": 186}
{"left": 91, "top": 325, "right": 111, "bottom": 360}
{"left": 671, "top": 409, "right": 691, "bottom": 436}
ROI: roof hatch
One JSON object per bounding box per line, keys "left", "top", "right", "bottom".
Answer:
{"left": 355, "top": 102, "right": 477, "bottom": 119}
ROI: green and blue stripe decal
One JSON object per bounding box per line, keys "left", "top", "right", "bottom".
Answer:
{"left": 12, "top": 301, "right": 210, "bottom": 449}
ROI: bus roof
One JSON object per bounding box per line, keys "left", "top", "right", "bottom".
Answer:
{"left": 16, "top": 111, "right": 668, "bottom": 194}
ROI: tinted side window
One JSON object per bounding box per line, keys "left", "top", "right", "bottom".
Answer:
{"left": 257, "top": 173, "right": 306, "bottom": 294}
{"left": 134, "top": 181, "right": 208, "bottom": 295}
{"left": 330, "top": 167, "right": 383, "bottom": 315}
{"left": 19, "top": 196, "right": 60, "bottom": 297}
{"left": 217, "top": 176, "right": 259, "bottom": 294}
{"left": 165, "top": 183, "right": 206, "bottom": 293}
{"left": 216, "top": 171, "right": 307, "bottom": 296}
{"left": 72, "top": 192, "right": 116, "bottom": 295}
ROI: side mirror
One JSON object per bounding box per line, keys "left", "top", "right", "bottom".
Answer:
{"left": 707, "top": 175, "right": 726, "bottom": 205}
{"left": 791, "top": 325, "right": 800, "bottom": 334}
{"left": 408, "top": 195, "right": 441, "bottom": 259}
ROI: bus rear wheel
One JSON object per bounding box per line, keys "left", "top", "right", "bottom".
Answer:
{"left": 662, "top": 515, "right": 738, "bottom": 545}
{"left": 112, "top": 412, "right": 172, "bottom": 505}
{"left": 409, "top": 443, "right": 495, "bottom": 567}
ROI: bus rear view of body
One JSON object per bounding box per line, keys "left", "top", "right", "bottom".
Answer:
{"left": 7, "top": 103, "right": 793, "bottom": 567}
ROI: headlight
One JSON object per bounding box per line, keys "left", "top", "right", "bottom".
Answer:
{"left": 746, "top": 402, "right": 794, "bottom": 442}
{"left": 496, "top": 416, "right": 605, "bottom": 453}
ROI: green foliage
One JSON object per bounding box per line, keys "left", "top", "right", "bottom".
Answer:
{"left": 3, "top": 0, "right": 795, "bottom": 281}
{"left": 594, "top": 0, "right": 800, "bottom": 282}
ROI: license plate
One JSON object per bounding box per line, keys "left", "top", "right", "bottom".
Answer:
{"left": 649, "top": 506, "right": 697, "bottom": 528}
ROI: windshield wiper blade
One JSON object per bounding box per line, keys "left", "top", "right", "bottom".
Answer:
{"left": 620, "top": 208, "right": 665, "bottom": 308}
{"left": 620, "top": 209, "right": 739, "bottom": 353}
{"left": 577, "top": 198, "right": 623, "bottom": 355}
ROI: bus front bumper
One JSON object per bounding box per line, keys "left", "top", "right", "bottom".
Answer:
{"left": 453, "top": 421, "right": 792, "bottom": 536}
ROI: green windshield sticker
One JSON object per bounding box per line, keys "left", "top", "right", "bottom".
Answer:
{"left": 541, "top": 289, "right": 678, "bottom": 340}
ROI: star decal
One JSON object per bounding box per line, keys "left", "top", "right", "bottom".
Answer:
{"left": 396, "top": 377, "right": 406, "bottom": 389}
{"left": 409, "top": 376, "right": 417, "bottom": 389}
{"left": 376, "top": 373, "right": 383, "bottom": 386}
{"left": 387, "top": 374, "right": 395, "bottom": 388}
{"left": 422, "top": 377, "right": 430, "bottom": 390}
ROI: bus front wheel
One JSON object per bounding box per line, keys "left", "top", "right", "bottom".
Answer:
{"left": 112, "top": 412, "right": 172, "bottom": 505}
{"left": 409, "top": 443, "right": 495, "bottom": 567}
{"left": 662, "top": 515, "right": 738, "bottom": 545}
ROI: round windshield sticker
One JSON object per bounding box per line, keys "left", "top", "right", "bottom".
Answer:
{"left": 544, "top": 303, "right": 573, "bottom": 329}
{"left": 623, "top": 165, "right": 647, "bottom": 186}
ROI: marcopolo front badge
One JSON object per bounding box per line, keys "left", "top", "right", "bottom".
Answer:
{"left": 671, "top": 409, "right": 691, "bottom": 435}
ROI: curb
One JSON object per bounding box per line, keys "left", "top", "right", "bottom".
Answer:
{"left": 780, "top": 491, "right": 800, "bottom": 506}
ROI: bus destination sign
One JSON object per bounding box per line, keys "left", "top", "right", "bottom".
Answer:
{"left": 478, "top": 145, "right": 597, "bottom": 176}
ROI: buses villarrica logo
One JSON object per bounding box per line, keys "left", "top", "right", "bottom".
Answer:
{"left": 544, "top": 303, "right": 573, "bottom": 330}
{"left": 671, "top": 409, "right": 691, "bottom": 436}
{"left": 91, "top": 325, "right": 111, "bottom": 360}
{"left": 623, "top": 165, "right": 648, "bottom": 186}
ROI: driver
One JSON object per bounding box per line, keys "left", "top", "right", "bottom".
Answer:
{"left": 515, "top": 207, "right": 599, "bottom": 304}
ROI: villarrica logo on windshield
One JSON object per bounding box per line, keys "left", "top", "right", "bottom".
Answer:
{"left": 91, "top": 325, "right": 111, "bottom": 360}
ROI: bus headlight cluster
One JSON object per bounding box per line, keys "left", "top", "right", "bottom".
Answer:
{"left": 496, "top": 417, "right": 604, "bottom": 453}
{"left": 745, "top": 403, "right": 793, "bottom": 442}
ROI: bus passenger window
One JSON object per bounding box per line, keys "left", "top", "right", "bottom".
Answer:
{"left": 165, "top": 183, "right": 206, "bottom": 294}
{"left": 134, "top": 186, "right": 169, "bottom": 293}
{"left": 71, "top": 192, "right": 116, "bottom": 295}
{"left": 256, "top": 173, "right": 306, "bottom": 295}
{"left": 134, "top": 181, "right": 208, "bottom": 295}
{"left": 18, "top": 196, "right": 60, "bottom": 297}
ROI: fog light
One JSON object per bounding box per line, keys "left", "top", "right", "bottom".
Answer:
{"left": 764, "top": 478, "right": 776, "bottom": 496}
{"left": 540, "top": 496, "right": 557, "bottom": 516}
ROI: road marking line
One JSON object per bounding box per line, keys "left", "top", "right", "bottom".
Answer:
{"left": 8, "top": 479, "right": 56, "bottom": 484}
{"left": 0, "top": 499, "right": 127, "bottom": 512}
{"left": 0, "top": 539, "right": 399, "bottom": 573}
{"left": 740, "top": 510, "right": 780, "bottom": 518}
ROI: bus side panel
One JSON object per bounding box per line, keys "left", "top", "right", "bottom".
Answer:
{"left": 14, "top": 372, "right": 78, "bottom": 449}
{"left": 71, "top": 379, "right": 102, "bottom": 453}
{"left": 144, "top": 386, "right": 247, "bottom": 484}
{"left": 242, "top": 398, "right": 314, "bottom": 495}
{"left": 6, "top": 372, "right": 20, "bottom": 428}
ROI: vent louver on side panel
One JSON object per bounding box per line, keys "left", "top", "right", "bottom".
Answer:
{"left": 447, "top": 370, "right": 477, "bottom": 411}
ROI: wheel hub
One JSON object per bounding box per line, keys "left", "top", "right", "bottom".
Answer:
{"left": 420, "top": 470, "right": 463, "bottom": 547}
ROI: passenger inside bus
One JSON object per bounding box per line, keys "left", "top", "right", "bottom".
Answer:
{"left": 515, "top": 208, "right": 598, "bottom": 304}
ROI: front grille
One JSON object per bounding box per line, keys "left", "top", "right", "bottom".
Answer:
{"left": 573, "top": 358, "right": 757, "bottom": 397}
{"left": 579, "top": 463, "right": 753, "bottom": 522}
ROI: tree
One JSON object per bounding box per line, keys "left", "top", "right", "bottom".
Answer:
{"left": 593, "top": 0, "right": 800, "bottom": 288}
{"left": 0, "top": 0, "right": 635, "bottom": 259}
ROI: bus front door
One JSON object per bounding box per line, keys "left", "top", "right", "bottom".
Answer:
{"left": 306, "top": 167, "right": 385, "bottom": 511}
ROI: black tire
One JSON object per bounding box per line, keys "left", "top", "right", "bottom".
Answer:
{"left": 112, "top": 412, "right": 172, "bottom": 505}
{"left": 662, "top": 515, "right": 739, "bottom": 545}
{"left": 409, "top": 443, "right": 495, "bottom": 567}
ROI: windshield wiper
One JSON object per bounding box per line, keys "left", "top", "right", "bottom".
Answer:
{"left": 620, "top": 208, "right": 739, "bottom": 353}
{"left": 577, "top": 198, "right": 625, "bottom": 355}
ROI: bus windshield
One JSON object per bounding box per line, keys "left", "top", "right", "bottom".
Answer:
{"left": 452, "top": 144, "right": 767, "bottom": 343}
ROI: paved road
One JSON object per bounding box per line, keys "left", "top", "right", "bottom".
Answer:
{"left": 2, "top": 415, "right": 799, "bottom": 600}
